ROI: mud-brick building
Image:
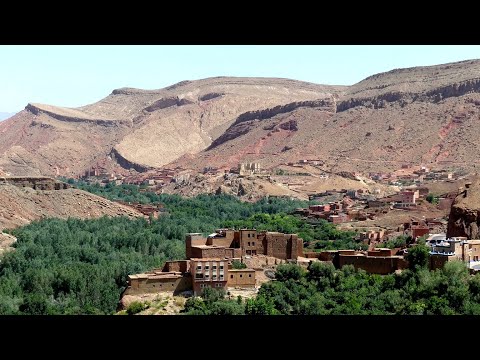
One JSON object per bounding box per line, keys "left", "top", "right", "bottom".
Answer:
{"left": 190, "top": 258, "right": 228, "bottom": 295}
{"left": 228, "top": 269, "right": 256, "bottom": 288}
{"left": 124, "top": 257, "right": 257, "bottom": 296}
{"left": 186, "top": 229, "right": 303, "bottom": 261}
{"left": 338, "top": 248, "right": 408, "bottom": 275}
{"left": 124, "top": 260, "right": 192, "bottom": 296}
{"left": 304, "top": 248, "right": 408, "bottom": 275}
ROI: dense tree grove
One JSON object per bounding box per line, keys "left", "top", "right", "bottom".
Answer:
{"left": 3, "top": 182, "right": 469, "bottom": 315}
{"left": 0, "top": 189, "right": 360, "bottom": 315}
{"left": 188, "top": 261, "right": 480, "bottom": 315}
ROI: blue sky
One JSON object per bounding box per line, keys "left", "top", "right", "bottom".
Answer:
{"left": 1, "top": 45, "right": 479, "bottom": 113}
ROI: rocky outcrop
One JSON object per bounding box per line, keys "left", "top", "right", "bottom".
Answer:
{"left": 144, "top": 96, "right": 195, "bottom": 112}
{"left": 25, "top": 103, "right": 126, "bottom": 127}
{"left": 199, "top": 92, "right": 224, "bottom": 101}
{"left": 208, "top": 99, "right": 333, "bottom": 150}
{"left": 234, "top": 99, "right": 335, "bottom": 125}
{"left": 447, "top": 177, "right": 480, "bottom": 239}
{"left": 338, "top": 59, "right": 480, "bottom": 112}
{"left": 0, "top": 176, "right": 70, "bottom": 190}
{"left": 338, "top": 78, "right": 480, "bottom": 111}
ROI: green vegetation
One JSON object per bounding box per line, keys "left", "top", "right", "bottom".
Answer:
{"left": 405, "top": 244, "right": 430, "bottom": 270}
{"left": 0, "top": 185, "right": 362, "bottom": 315}
{"left": 382, "top": 235, "right": 411, "bottom": 249}
{"left": 192, "top": 260, "right": 480, "bottom": 315}
{"left": 225, "top": 214, "right": 364, "bottom": 250}
{"left": 426, "top": 193, "right": 439, "bottom": 205}
{"left": 126, "top": 301, "right": 148, "bottom": 315}
{"left": 183, "top": 287, "right": 245, "bottom": 315}
{"left": 231, "top": 260, "right": 247, "bottom": 269}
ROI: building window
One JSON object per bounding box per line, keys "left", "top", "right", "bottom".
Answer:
{"left": 240, "top": 274, "right": 243, "bottom": 278}
{"left": 212, "top": 275, "right": 217, "bottom": 279}
{"left": 205, "top": 265, "right": 209, "bottom": 270}
{"left": 220, "top": 275, "right": 224, "bottom": 280}
{"left": 212, "top": 265, "right": 217, "bottom": 270}
{"left": 220, "top": 265, "right": 224, "bottom": 270}
{"left": 248, "top": 242, "right": 250, "bottom": 246}
{"left": 252, "top": 242, "right": 255, "bottom": 246}
{"left": 247, "top": 234, "right": 250, "bottom": 238}
{"left": 230, "top": 275, "right": 233, "bottom": 279}
{"left": 249, "top": 274, "right": 252, "bottom": 277}
{"left": 205, "top": 274, "right": 209, "bottom": 279}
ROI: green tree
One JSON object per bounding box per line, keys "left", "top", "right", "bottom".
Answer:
{"left": 126, "top": 301, "right": 147, "bottom": 315}
{"left": 405, "top": 244, "right": 430, "bottom": 271}
{"left": 231, "top": 260, "right": 247, "bottom": 269}
{"left": 275, "top": 264, "right": 306, "bottom": 282}
{"left": 426, "top": 193, "right": 439, "bottom": 205}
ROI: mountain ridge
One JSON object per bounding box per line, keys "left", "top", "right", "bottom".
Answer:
{"left": 1, "top": 60, "right": 480, "bottom": 179}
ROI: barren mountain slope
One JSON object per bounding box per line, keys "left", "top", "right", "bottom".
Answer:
{"left": 0, "top": 77, "right": 344, "bottom": 176}
{"left": 0, "top": 183, "right": 142, "bottom": 230}
{"left": 173, "top": 59, "right": 480, "bottom": 173}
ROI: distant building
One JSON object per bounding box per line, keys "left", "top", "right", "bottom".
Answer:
{"left": 304, "top": 248, "right": 408, "bottom": 275}
{"left": 428, "top": 237, "right": 480, "bottom": 270}
{"left": 238, "top": 163, "right": 261, "bottom": 176}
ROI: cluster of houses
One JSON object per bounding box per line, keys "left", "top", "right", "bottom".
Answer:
{"left": 293, "top": 201, "right": 376, "bottom": 225}
{"left": 123, "top": 228, "right": 303, "bottom": 296}
{"left": 425, "top": 234, "right": 480, "bottom": 271}
{"left": 368, "top": 165, "right": 461, "bottom": 186}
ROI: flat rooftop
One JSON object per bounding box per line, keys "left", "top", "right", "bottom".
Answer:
{"left": 192, "top": 245, "right": 227, "bottom": 249}
{"left": 128, "top": 272, "right": 183, "bottom": 280}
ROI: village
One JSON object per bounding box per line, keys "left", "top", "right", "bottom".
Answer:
{"left": 71, "top": 158, "right": 480, "bottom": 306}
{"left": 77, "top": 158, "right": 464, "bottom": 238}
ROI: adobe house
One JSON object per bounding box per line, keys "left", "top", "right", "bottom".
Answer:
{"left": 186, "top": 229, "right": 303, "bottom": 261}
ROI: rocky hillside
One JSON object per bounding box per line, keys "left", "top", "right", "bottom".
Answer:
{"left": 447, "top": 176, "right": 480, "bottom": 239}
{"left": 0, "top": 182, "right": 142, "bottom": 231}
{"left": 2, "top": 60, "right": 480, "bottom": 180}
{"left": 173, "top": 59, "right": 480, "bottom": 174}
{"left": 337, "top": 59, "right": 480, "bottom": 111}
{"left": 0, "top": 77, "right": 344, "bottom": 177}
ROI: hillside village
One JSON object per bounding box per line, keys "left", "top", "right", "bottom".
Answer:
{"left": 111, "top": 166, "right": 480, "bottom": 314}
{"left": 3, "top": 57, "right": 480, "bottom": 315}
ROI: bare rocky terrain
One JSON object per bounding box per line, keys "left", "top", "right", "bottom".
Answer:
{"left": 0, "top": 78, "right": 344, "bottom": 177}
{"left": 0, "top": 183, "right": 142, "bottom": 231}
{"left": 0, "top": 59, "right": 479, "bottom": 196}
{"left": 175, "top": 60, "right": 480, "bottom": 174}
